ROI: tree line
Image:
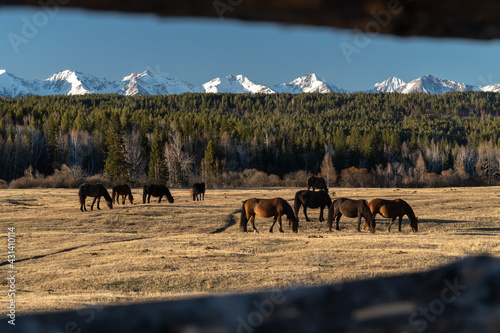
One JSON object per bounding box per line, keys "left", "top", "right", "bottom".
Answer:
{"left": 0, "top": 91, "right": 499, "bottom": 188}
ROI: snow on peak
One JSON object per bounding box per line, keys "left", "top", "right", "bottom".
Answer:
{"left": 274, "top": 73, "right": 345, "bottom": 94}
{"left": 397, "top": 75, "right": 479, "bottom": 94}
{"left": 480, "top": 84, "right": 500, "bottom": 92}
{"left": 368, "top": 77, "right": 406, "bottom": 93}
{"left": 0, "top": 69, "right": 6, "bottom": 75}
{"left": 202, "top": 75, "right": 274, "bottom": 94}
{"left": 120, "top": 70, "right": 196, "bottom": 96}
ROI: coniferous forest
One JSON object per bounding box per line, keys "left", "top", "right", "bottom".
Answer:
{"left": 1, "top": 92, "right": 500, "bottom": 188}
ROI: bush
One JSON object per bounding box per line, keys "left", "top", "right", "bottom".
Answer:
{"left": 282, "top": 170, "right": 312, "bottom": 187}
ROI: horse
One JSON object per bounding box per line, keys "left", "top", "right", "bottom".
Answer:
{"left": 367, "top": 198, "right": 418, "bottom": 232}
{"left": 293, "top": 190, "right": 332, "bottom": 222}
{"left": 327, "top": 198, "right": 375, "bottom": 233}
{"left": 112, "top": 184, "right": 134, "bottom": 205}
{"left": 190, "top": 182, "right": 205, "bottom": 201}
{"left": 307, "top": 176, "right": 328, "bottom": 192}
{"left": 78, "top": 183, "right": 113, "bottom": 212}
{"left": 240, "top": 198, "right": 298, "bottom": 233}
{"left": 143, "top": 184, "right": 174, "bottom": 204}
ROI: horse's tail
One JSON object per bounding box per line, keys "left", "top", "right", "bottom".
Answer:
{"left": 143, "top": 185, "right": 148, "bottom": 204}
{"left": 190, "top": 187, "right": 195, "bottom": 201}
{"left": 240, "top": 200, "right": 248, "bottom": 232}
{"left": 327, "top": 199, "right": 337, "bottom": 230}
{"left": 293, "top": 191, "right": 302, "bottom": 219}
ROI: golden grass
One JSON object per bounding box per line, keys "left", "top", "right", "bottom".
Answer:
{"left": 1, "top": 186, "right": 499, "bottom": 314}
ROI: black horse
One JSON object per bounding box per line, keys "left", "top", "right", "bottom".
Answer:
{"left": 78, "top": 183, "right": 113, "bottom": 212}
{"left": 190, "top": 182, "right": 206, "bottom": 201}
{"left": 143, "top": 184, "right": 174, "bottom": 204}
{"left": 307, "top": 176, "right": 328, "bottom": 192}
{"left": 112, "top": 184, "right": 134, "bottom": 205}
{"left": 294, "top": 190, "right": 332, "bottom": 222}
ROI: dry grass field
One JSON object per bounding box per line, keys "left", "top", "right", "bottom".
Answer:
{"left": 1, "top": 186, "right": 499, "bottom": 315}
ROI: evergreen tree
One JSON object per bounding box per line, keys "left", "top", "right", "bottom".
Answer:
{"left": 148, "top": 129, "right": 167, "bottom": 183}
{"left": 104, "top": 114, "right": 130, "bottom": 181}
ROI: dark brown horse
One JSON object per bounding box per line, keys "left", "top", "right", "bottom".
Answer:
{"left": 240, "top": 198, "right": 298, "bottom": 233}
{"left": 307, "top": 176, "right": 328, "bottom": 192}
{"left": 294, "top": 190, "right": 332, "bottom": 222}
{"left": 143, "top": 184, "right": 174, "bottom": 204}
{"left": 367, "top": 198, "right": 418, "bottom": 232}
{"left": 112, "top": 184, "right": 134, "bottom": 205}
{"left": 78, "top": 183, "right": 113, "bottom": 212}
{"left": 190, "top": 182, "right": 205, "bottom": 201}
{"left": 327, "top": 198, "right": 375, "bottom": 233}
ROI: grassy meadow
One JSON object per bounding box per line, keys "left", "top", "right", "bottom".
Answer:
{"left": 1, "top": 186, "right": 499, "bottom": 314}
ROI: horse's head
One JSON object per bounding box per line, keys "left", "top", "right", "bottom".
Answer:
{"left": 411, "top": 217, "right": 418, "bottom": 232}
{"left": 129, "top": 194, "right": 134, "bottom": 205}
{"left": 107, "top": 201, "right": 113, "bottom": 209}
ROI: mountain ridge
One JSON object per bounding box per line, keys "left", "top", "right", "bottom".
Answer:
{"left": 0, "top": 69, "right": 495, "bottom": 98}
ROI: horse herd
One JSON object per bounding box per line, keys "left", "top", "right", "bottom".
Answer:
{"left": 78, "top": 182, "right": 204, "bottom": 212}
{"left": 78, "top": 176, "right": 418, "bottom": 234}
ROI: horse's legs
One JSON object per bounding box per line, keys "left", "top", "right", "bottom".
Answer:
{"left": 96, "top": 196, "right": 101, "bottom": 210}
{"left": 122, "top": 195, "right": 126, "bottom": 205}
{"left": 357, "top": 214, "right": 362, "bottom": 232}
{"left": 398, "top": 216, "right": 403, "bottom": 232}
{"left": 250, "top": 215, "right": 259, "bottom": 233}
{"left": 303, "top": 206, "right": 311, "bottom": 222}
{"left": 80, "top": 196, "right": 86, "bottom": 212}
{"left": 90, "top": 196, "right": 98, "bottom": 210}
{"left": 387, "top": 218, "right": 396, "bottom": 232}
{"left": 278, "top": 215, "right": 284, "bottom": 233}
{"left": 147, "top": 194, "right": 151, "bottom": 203}
{"left": 269, "top": 216, "right": 277, "bottom": 233}
{"left": 335, "top": 213, "right": 342, "bottom": 231}
{"left": 319, "top": 206, "right": 325, "bottom": 222}
{"left": 158, "top": 195, "right": 162, "bottom": 203}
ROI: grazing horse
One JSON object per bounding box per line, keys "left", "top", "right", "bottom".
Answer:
{"left": 190, "top": 182, "right": 205, "bottom": 201}
{"left": 294, "top": 190, "right": 332, "bottom": 222}
{"left": 143, "top": 184, "right": 174, "bottom": 204}
{"left": 327, "top": 198, "right": 375, "bottom": 233}
{"left": 78, "top": 183, "right": 113, "bottom": 212}
{"left": 112, "top": 184, "right": 134, "bottom": 205}
{"left": 240, "top": 198, "right": 298, "bottom": 233}
{"left": 307, "top": 176, "right": 328, "bottom": 192}
{"left": 367, "top": 198, "right": 418, "bottom": 232}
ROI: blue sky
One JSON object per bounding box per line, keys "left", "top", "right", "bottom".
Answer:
{"left": 1, "top": 6, "right": 500, "bottom": 91}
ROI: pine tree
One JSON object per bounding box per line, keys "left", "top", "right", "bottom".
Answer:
{"left": 148, "top": 129, "right": 167, "bottom": 183}
{"left": 104, "top": 114, "right": 130, "bottom": 181}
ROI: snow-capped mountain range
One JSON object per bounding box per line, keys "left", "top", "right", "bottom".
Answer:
{"left": 0, "top": 69, "right": 498, "bottom": 98}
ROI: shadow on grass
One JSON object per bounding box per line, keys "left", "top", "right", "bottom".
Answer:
{"left": 211, "top": 209, "right": 240, "bottom": 234}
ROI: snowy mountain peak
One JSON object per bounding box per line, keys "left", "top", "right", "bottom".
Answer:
{"left": 274, "top": 73, "right": 345, "bottom": 94}
{"left": 397, "top": 75, "right": 479, "bottom": 94}
{"left": 120, "top": 70, "right": 197, "bottom": 96}
{"left": 368, "top": 77, "right": 406, "bottom": 93}
{"left": 202, "top": 75, "right": 274, "bottom": 94}
{"left": 480, "top": 84, "right": 500, "bottom": 92}
{"left": 0, "top": 69, "right": 6, "bottom": 75}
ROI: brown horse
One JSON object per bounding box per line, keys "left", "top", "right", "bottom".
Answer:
{"left": 240, "top": 198, "right": 298, "bottom": 233}
{"left": 190, "top": 182, "right": 205, "bottom": 201}
{"left": 112, "top": 184, "right": 134, "bottom": 205}
{"left": 307, "top": 176, "right": 328, "bottom": 192}
{"left": 367, "top": 198, "right": 418, "bottom": 232}
{"left": 294, "top": 190, "right": 332, "bottom": 222}
{"left": 143, "top": 184, "right": 174, "bottom": 204}
{"left": 327, "top": 198, "right": 375, "bottom": 233}
{"left": 78, "top": 183, "right": 113, "bottom": 212}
